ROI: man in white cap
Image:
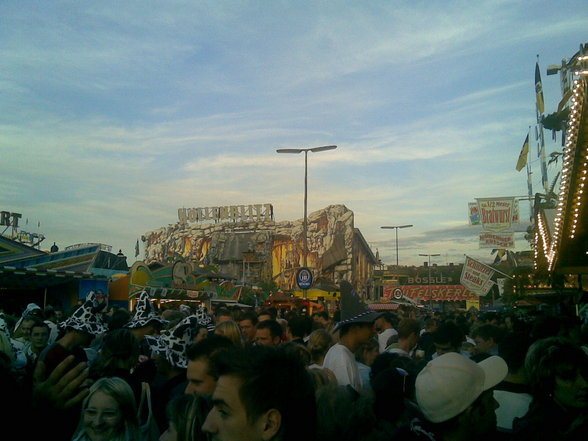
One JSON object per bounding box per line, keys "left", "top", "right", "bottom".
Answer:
{"left": 397, "top": 352, "right": 507, "bottom": 441}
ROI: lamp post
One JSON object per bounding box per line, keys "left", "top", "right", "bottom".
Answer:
{"left": 276, "top": 145, "right": 337, "bottom": 296}
{"left": 419, "top": 253, "right": 440, "bottom": 310}
{"left": 381, "top": 225, "right": 413, "bottom": 266}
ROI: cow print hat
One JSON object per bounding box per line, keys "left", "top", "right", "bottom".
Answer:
{"left": 125, "top": 291, "right": 168, "bottom": 329}
{"left": 145, "top": 315, "right": 201, "bottom": 369}
{"left": 60, "top": 291, "right": 108, "bottom": 335}
{"left": 195, "top": 305, "right": 215, "bottom": 333}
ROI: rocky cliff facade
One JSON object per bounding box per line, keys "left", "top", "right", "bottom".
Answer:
{"left": 142, "top": 205, "right": 360, "bottom": 290}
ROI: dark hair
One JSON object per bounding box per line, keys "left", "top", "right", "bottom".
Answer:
{"left": 378, "top": 312, "right": 398, "bottom": 328}
{"left": 215, "top": 308, "right": 233, "bottom": 319}
{"left": 472, "top": 324, "right": 503, "bottom": 343}
{"left": 256, "top": 320, "right": 283, "bottom": 340}
{"left": 238, "top": 311, "right": 258, "bottom": 326}
{"left": 288, "top": 315, "right": 312, "bottom": 339}
{"left": 107, "top": 308, "right": 132, "bottom": 331}
{"left": 433, "top": 322, "right": 464, "bottom": 349}
{"left": 397, "top": 319, "right": 420, "bottom": 339}
{"left": 213, "top": 346, "right": 316, "bottom": 441}
{"left": 498, "top": 331, "right": 533, "bottom": 373}
{"left": 92, "top": 328, "right": 140, "bottom": 376}
{"left": 258, "top": 309, "right": 277, "bottom": 321}
{"left": 312, "top": 311, "right": 329, "bottom": 321}
{"left": 187, "top": 334, "right": 234, "bottom": 362}
{"left": 30, "top": 319, "right": 49, "bottom": 331}
{"left": 525, "top": 337, "right": 588, "bottom": 399}
{"left": 166, "top": 394, "right": 210, "bottom": 441}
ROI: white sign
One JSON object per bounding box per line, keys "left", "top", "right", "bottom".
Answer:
{"left": 475, "top": 197, "right": 515, "bottom": 232}
{"left": 479, "top": 232, "right": 515, "bottom": 249}
{"left": 178, "top": 204, "right": 273, "bottom": 223}
{"left": 460, "top": 256, "right": 495, "bottom": 297}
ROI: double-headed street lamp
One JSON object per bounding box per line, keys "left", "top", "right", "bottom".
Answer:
{"left": 381, "top": 224, "right": 413, "bottom": 266}
{"left": 276, "top": 145, "right": 337, "bottom": 275}
{"left": 419, "top": 253, "right": 440, "bottom": 309}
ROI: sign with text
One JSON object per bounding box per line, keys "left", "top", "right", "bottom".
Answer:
{"left": 479, "top": 232, "right": 515, "bottom": 249}
{"left": 460, "top": 256, "right": 495, "bottom": 296}
{"left": 383, "top": 285, "right": 478, "bottom": 301}
{"left": 468, "top": 202, "right": 481, "bottom": 225}
{"left": 475, "top": 197, "right": 515, "bottom": 232}
{"left": 1, "top": 210, "right": 22, "bottom": 227}
{"left": 178, "top": 204, "right": 273, "bottom": 224}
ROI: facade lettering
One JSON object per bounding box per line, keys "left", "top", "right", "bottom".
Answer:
{"left": 178, "top": 204, "right": 274, "bottom": 224}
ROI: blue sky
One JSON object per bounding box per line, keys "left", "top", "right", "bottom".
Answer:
{"left": 1, "top": 1, "right": 586, "bottom": 266}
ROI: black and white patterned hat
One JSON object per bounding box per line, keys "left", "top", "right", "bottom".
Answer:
{"left": 14, "top": 303, "right": 43, "bottom": 332}
{"left": 335, "top": 280, "right": 382, "bottom": 330}
{"left": 60, "top": 291, "right": 108, "bottom": 335}
{"left": 125, "top": 291, "right": 168, "bottom": 329}
{"left": 145, "top": 315, "right": 201, "bottom": 369}
{"left": 195, "top": 305, "right": 214, "bottom": 333}
{"left": 0, "top": 314, "right": 10, "bottom": 337}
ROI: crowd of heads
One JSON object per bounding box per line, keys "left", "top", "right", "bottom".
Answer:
{"left": 1, "top": 289, "right": 588, "bottom": 441}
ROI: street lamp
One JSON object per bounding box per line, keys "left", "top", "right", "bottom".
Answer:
{"left": 381, "top": 225, "right": 413, "bottom": 266}
{"left": 419, "top": 253, "right": 440, "bottom": 310}
{"left": 276, "top": 145, "right": 337, "bottom": 286}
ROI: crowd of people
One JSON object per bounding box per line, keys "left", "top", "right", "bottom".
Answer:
{"left": 1, "top": 283, "right": 587, "bottom": 441}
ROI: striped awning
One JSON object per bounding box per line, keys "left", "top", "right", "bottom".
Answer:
{"left": 368, "top": 303, "right": 400, "bottom": 311}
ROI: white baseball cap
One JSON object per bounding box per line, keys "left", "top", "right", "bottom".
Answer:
{"left": 415, "top": 352, "right": 507, "bottom": 423}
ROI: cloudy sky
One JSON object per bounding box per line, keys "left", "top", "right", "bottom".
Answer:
{"left": 1, "top": 1, "right": 586, "bottom": 266}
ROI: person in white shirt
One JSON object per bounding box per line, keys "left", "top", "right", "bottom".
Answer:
{"left": 323, "top": 281, "right": 382, "bottom": 392}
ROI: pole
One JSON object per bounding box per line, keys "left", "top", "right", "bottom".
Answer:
{"left": 303, "top": 151, "right": 309, "bottom": 300}
{"left": 303, "top": 150, "right": 308, "bottom": 270}
{"left": 395, "top": 227, "right": 399, "bottom": 267}
{"left": 428, "top": 257, "right": 432, "bottom": 310}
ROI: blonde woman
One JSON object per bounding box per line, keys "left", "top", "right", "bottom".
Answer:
{"left": 214, "top": 320, "right": 244, "bottom": 348}
{"left": 72, "top": 377, "right": 142, "bottom": 441}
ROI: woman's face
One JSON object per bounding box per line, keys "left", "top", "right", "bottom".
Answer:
{"left": 159, "top": 421, "right": 178, "bottom": 441}
{"left": 83, "top": 391, "right": 124, "bottom": 441}
{"left": 553, "top": 371, "right": 588, "bottom": 409}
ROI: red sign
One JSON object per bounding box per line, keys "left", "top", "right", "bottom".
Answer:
{"left": 383, "top": 285, "right": 477, "bottom": 301}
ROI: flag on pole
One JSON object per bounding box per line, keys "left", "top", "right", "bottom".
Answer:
{"left": 135, "top": 239, "right": 140, "bottom": 258}
{"left": 535, "top": 61, "right": 545, "bottom": 115}
{"left": 516, "top": 133, "right": 530, "bottom": 171}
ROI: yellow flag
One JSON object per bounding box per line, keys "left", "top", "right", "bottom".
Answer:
{"left": 516, "top": 134, "right": 530, "bottom": 171}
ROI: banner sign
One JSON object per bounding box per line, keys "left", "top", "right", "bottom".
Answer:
{"left": 383, "top": 285, "right": 478, "bottom": 301}
{"left": 468, "top": 203, "right": 480, "bottom": 226}
{"left": 497, "top": 278, "right": 506, "bottom": 296}
{"left": 475, "top": 197, "right": 515, "bottom": 232}
{"left": 465, "top": 298, "right": 480, "bottom": 311}
{"left": 479, "top": 232, "right": 515, "bottom": 249}
{"left": 460, "top": 256, "right": 495, "bottom": 296}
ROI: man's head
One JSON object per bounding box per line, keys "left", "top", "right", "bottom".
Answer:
{"left": 312, "top": 311, "right": 330, "bottom": 327}
{"left": 374, "top": 313, "right": 396, "bottom": 333}
{"left": 257, "top": 309, "right": 276, "bottom": 323}
{"left": 202, "top": 346, "right": 316, "bottom": 441}
{"left": 16, "top": 317, "right": 36, "bottom": 341}
{"left": 287, "top": 315, "right": 312, "bottom": 341}
{"left": 30, "top": 320, "right": 50, "bottom": 351}
{"left": 215, "top": 308, "right": 233, "bottom": 324}
{"left": 416, "top": 352, "right": 507, "bottom": 434}
{"left": 339, "top": 322, "right": 375, "bottom": 346}
{"left": 238, "top": 312, "right": 258, "bottom": 344}
{"left": 433, "top": 322, "right": 465, "bottom": 356}
{"left": 472, "top": 324, "right": 502, "bottom": 355}
{"left": 397, "top": 318, "right": 421, "bottom": 349}
{"left": 185, "top": 334, "right": 234, "bottom": 396}
{"left": 254, "top": 320, "right": 282, "bottom": 347}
